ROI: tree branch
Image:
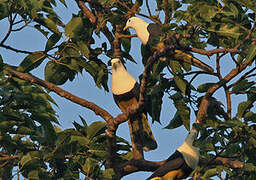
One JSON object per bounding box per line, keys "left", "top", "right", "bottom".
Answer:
{"left": 145, "top": 0, "right": 152, "bottom": 17}
{"left": 196, "top": 48, "right": 256, "bottom": 123}
{"left": 118, "top": 1, "right": 161, "bottom": 25}
{"left": 224, "top": 85, "right": 231, "bottom": 119}
{"left": 0, "top": 44, "right": 33, "bottom": 54}
{"left": 191, "top": 47, "right": 239, "bottom": 56}
{"left": 75, "top": 0, "right": 96, "bottom": 24}
{"left": 200, "top": 157, "right": 244, "bottom": 169}
{"left": 227, "top": 67, "right": 256, "bottom": 89}
{"left": 5, "top": 68, "right": 114, "bottom": 123}
{"left": 76, "top": 0, "right": 114, "bottom": 44}
{"left": 117, "top": 155, "right": 243, "bottom": 178}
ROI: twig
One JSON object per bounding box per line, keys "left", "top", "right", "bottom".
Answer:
{"left": 216, "top": 51, "right": 221, "bottom": 78}
{"left": 145, "top": 0, "right": 152, "bottom": 17}
{"left": 182, "top": 70, "right": 217, "bottom": 76}
{"left": 230, "top": 89, "right": 256, "bottom": 95}
{"left": 0, "top": 44, "right": 33, "bottom": 54}
{"left": 0, "top": 13, "right": 13, "bottom": 45}
{"left": 118, "top": 1, "right": 161, "bottom": 25}
{"left": 12, "top": 20, "right": 30, "bottom": 31}
{"left": 224, "top": 85, "right": 231, "bottom": 119}
{"left": 119, "top": 34, "right": 137, "bottom": 39}
{"left": 0, "top": 155, "right": 18, "bottom": 161}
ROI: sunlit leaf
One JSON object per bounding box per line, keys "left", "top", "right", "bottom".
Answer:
{"left": 87, "top": 121, "right": 107, "bottom": 140}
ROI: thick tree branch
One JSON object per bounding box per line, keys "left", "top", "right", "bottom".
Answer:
{"left": 5, "top": 68, "right": 114, "bottom": 123}
{"left": 117, "top": 159, "right": 166, "bottom": 178}
{"left": 75, "top": 0, "right": 96, "bottom": 24}
{"left": 191, "top": 47, "right": 239, "bottom": 56}
{"left": 116, "top": 156, "right": 243, "bottom": 178}
{"left": 163, "top": 0, "right": 170, "bottom": 24}
{"left": 200, "top": 157, "right": 244, "bottom": 169}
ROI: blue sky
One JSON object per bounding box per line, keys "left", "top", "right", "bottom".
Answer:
{"left": 0, "top": 0, "right": 250, "bottom": 179}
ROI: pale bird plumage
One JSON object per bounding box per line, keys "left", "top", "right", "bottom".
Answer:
{"left": 111, "top": 58, "right": 157, "bottom": 151}
{"left": 124, "top": 17, "right": 150, "bottom": 45}
{"left": 177, "top": 129, "right": 200, "bottom": 170}
{"left": 123, "top": 17, "right": 214, "bottom": 73}
{"left": 111, "top": 58, "right": 137, "bottom": 95}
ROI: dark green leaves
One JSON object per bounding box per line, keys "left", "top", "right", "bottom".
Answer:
{"left": 197, "top": 83, "right": 215, "bottom": 93}
{"left": 245, "top": 45, "right": 256, "bottom": 64}
{"left": 44, "top": 61, "right": 76, "bottom": 85}
{"left": 232, "top": 80, "right": 255, "bottom": 92}
{"left": 168, "top": 93, "right": 190, "bottom": 130}
{"left": 45, "top": 33, "right": 61, "bottom": 50}
{"left": 164, "top": 111, "right": 183, "bottom": 129}
{"left": 17, "top": 52, "right": 46, "bottom": 72}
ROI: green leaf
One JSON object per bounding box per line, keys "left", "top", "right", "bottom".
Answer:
{"left": 69, "top": 135, "right": 89, "bottom": 147}
{"left": 79, "top": 115, "right": 88, "bottom": 128}
{"left": 203, "top": 168, "right": 217, "bottom": 178}
{"left": 244, "top": 111, "right": 256, "bottom": 122}
{"left": 87, "top": 121, "right": 106, "bottom": 140}
{"left": 59, "top": 0, "right": 67, "bottom": 7}
{"left": 65, "top": 17, "right": 83, "bottom": 38}
{"left": 245, "top": 45, "right": 256, "bottom": 64}
{"left": 121, "top": 33, "right": 131, "bottom": 53}
{"left": 34, "top": 24, "right": 49, "bottom": 38}
{"left": 237, "top": 101, "right": 252, "bottom": 118}
{"left": 16, "top": 126, "right": 35, "bottom": 135}
{"left": 0, "top": 0, "right": 8, "bottom": 20}
{"left": 101, "top": 168, "right": 115, "bottom": 179}
{"left": 17, "top": 52, "right": 46, "bottom": 72}
{"left": 45, "top": 33, "right": 61, "bottom": 50}
{"left": 20, "top": 153, "right": 33, "bottom": 169}
{"left": 208, "top": 23, "right": 242, "bottom": 39}
{"left": 169, "top": 60, "right": 182, "bottom": 74}
{"left": 28, "top": 170, "right": 41, "bottom": 179}
{"left": 35, "top": 16, "right": 61, "bottom": 35}
{"left": 164, "top": 111, "right": 183, "bottom": 129}
{"left": 173, "top": 99, "right": 190, "bottom": 130}
{"left": 235, "top": 0, "right": 256, "bottom": 12}
{"left": 149, "top": 85, "right": 164, "bottom": 123}
{"left": 248, "top": 87, "right": 256, "bottom": 101}
{"left": 249, "top": 137, "right": 256, "bottom": 148}
{"left": 44, "top": 61, "right": 76, "bottom": 85}
{"left": 197, "top": 83, "right": 215, "bottom": 93}
{"left": 232, "top": 80, "right": 254, "bottom": 92}
{"left": 88, "top": 144, "right": 106, "bottom": 157}
{"left": 244, "top": 163, "right": 256, "bottom": 172}
{"left": 174, "top": 75, "right": 186, "bottom": 94}
{"left": 76, "top": 41, "right": 90, "bottom": 58}
{"left": 0, "top": 54, "right": 3, "bottom": 72}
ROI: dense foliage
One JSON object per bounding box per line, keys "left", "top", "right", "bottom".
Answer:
{"left": 0, "top": 0, "right": 256, "bottom": 179}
